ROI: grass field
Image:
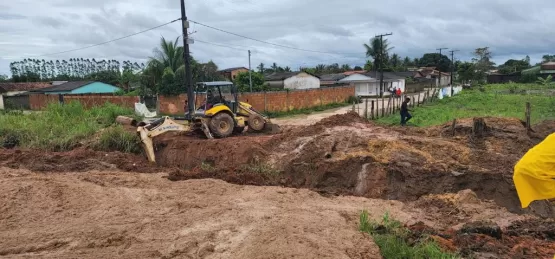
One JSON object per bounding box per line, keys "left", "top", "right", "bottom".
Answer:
{"left": 376, "top": 84, "right": 555, "bottom": 127}
{"left": 0, "top": 102, "right": 139, "bottom": 151}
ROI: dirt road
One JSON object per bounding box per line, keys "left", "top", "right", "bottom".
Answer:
{"left": 274, "top": 91, "right": 430, "bottom": 126}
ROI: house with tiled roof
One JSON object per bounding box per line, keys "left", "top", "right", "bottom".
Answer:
{"left": 218, "top": 67, "right": 249, "bottom": 81}
{"left": 0, "top": 82, "right": 52, "bottom": 96}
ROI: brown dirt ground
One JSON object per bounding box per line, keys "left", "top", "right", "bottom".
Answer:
{"left": 1, "top": 112, "right": 554, "bottom": 258}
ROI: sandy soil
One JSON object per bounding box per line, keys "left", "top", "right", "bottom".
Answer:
{"left": 0, "top": 168, "right": 397, "bottom": 258}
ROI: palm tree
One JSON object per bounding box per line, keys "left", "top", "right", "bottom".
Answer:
{"left": 145, "top": 36, "right": 185, "bottom": 85}
{"left": 390, "top": 54, "right": 401, "bottom": 71}
{"left": 257, "top": 63, "right": 265, "bottom": 73}
{"left": 271, "top": 62, "right": 278, "bottom": 72}
{"left": 364, "top": 38, "right": 393, "bottom": 71}
{"left": 283, "top": 66, "right": 291, "bottom": 72}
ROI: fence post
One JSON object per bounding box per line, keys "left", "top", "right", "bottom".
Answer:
{"left": 451, "top": 119, "right": 457, "bottom": 137}
{"left": 352, "top": 101, "right": 355, "bottom": 112}
{"left": 412, "top": 94, "right": 416, "bottom": 108}
{"left": 381, "top": 98, "right": 385, "bottom": 117}
{"left": 525, "top": 102, "right": 531, "bottom": 131}
{"left": 371, "top": 100, "right": 375, "bottom": 120}
{"left": 417, "top": 92, "right": 421, "bottom": 106}
{"left": 364, "top": 99, "right": 368, "bottom": 119}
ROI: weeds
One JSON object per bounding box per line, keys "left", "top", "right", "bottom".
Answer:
{"left": 95, "top": 126, "right": 142, "bottom": 153}
{"left": 376, "top": 84, "right": 555, "bottom": 127}
{"left": 0, "top": 101, "right": 137, "bottom": 151}
{"left": 241, "top": 159, "right": 280, "bottom": 179}
{"left": 359, "top": 210, "right": 460, "bottom": 259}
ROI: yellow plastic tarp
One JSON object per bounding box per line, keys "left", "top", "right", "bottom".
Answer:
{"left": 513, "top": 133, "right": 555, "bottom": 208}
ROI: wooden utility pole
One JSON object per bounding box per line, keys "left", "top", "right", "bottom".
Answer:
{"left": 180, "top": 0, "right": 195, "bottom": 120}
{"left": 436, "top": 48, "right": 448, "bottom": 88}
{"left": 449, "top": 50, "right": 459, "bottom": 96}
{"left": 376, "top": 33, "right": 393, "bottom": 97}
{"left": 248, "top": 50, "right": 253, "bottom": 92}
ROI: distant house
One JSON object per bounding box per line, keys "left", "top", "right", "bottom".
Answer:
{"left": 31, "top": 81, "right": 120, "bottom": 95}
{"left": 218, "top": 67, "right": 249, "bottom": 81}
{"left": 540, "top": 62, "right": 555, "bottom": 74}
{"left": 264, "top": 72, "right": 320, "bottom": 90}
{"left": 415, "top": 67, "right": 451, "bottom": 86}
{"left": 0, "top": 82, "right": 52, "bottom": 96}
{"left": 319, "top": 73, "right": 347, "bottom": 87}
{"left": 339, "top": 72, "right": 406, "bottom": 96}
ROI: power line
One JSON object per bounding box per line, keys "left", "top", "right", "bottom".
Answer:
{"left": 29, "top": 18, "right": 181, "bottom": 58}
{"left": 189, "top": 20, "right": 358, "bottom": 55}
{"left": 194, "top": 39, "right": 250, "bottom": 51}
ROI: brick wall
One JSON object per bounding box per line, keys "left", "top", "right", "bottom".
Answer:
{"left": 29, "top": 94, "right": 138, "bottom": 110}
{"left": 158, "top": 85, "right": 355, "bottom": 115}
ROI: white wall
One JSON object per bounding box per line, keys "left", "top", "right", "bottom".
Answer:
{"left": 283, "top": 72, "right": 320, "bottom": 90}
{"left": 355, "top": 82, "right": 380, "bottom": 96}
{"left": 0, "top": 95, "right": 4, "bottom": 110}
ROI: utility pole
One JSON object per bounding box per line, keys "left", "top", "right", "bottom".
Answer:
{"left": 376, "top": 33, "right": 392, "bottom": 97}
{"left": 449, "top": 50, "right": 459, "bottom": 96}
{"left": 436, "top": 48, "right": 448, "bottom": 88}
{"left": 180, "top": 0, "right": 194, "bottom": 120}
{"left": 248, "top": 50, "right": 253, "bottom": 92}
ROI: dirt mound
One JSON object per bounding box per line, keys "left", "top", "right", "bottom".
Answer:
{"left": 153, "top": 134, "right": 272, "bottom": 169}
{"left": 0, "top": 148, "right": 160, "bottom": 173}
{"left": 406, "top": 219, "right": 555, "bottom": 259}
{"left": 313, "top": 111, "right": 368, "bottom": 128}
{"left": 531, "top": 120, "right": 555, "bottom": 141}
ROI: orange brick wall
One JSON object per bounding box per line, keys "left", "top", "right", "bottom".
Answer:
{"left": 158, "top": 85, "right": 355, "bottom": 115}
{"left": 29, "top": 94, "right": 138, "bottom": 110}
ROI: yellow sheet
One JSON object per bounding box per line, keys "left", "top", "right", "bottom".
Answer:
{"left": 513, "top": 133, "right": 555, "bottom": 208}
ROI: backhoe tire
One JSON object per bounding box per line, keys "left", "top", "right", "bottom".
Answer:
{"left": 248, "top": 114, "right": 265, "bottom": 132}
{"left": 209, "top": 113, "right": 234, "bottom": 138}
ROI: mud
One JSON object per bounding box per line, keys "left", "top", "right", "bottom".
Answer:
{"left": 407, "top": 219, "right": 555, "bottom": 259}
{"left": 0, "top": 148, "right": 160, "bottom": 173}
{"left": 1, "top": 112, "right": 554, "bottom": 258}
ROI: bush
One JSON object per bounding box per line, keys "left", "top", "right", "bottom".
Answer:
{"left": 360, "top": 211, "right": 460, "bottom": 259}
{"left": 0, "top": 101, "right": 135, "bottom": 151}
{"left": 95, "top": 126, "right": 142, "bottom": 153}
{"left": 347, "top": 95, "right": 362, "bottom": 104}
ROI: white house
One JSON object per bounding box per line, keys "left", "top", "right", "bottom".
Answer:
{"left": 339, "top": 72, "right": 406, "bottom": 96}
{"left": 264, "top": 72, "right": 320, "bottom": 90}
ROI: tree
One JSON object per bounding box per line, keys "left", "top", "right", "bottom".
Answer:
{"left": 402, "top": 56, "right": 412, "bottom": 67}
{"left": 0, "top": 74, "right": 8, "bottom": 82}
{"left": 271, "top": 63, "right": 278, "bottom": 72}
{"left": 472, "top": 47, "right": 495, "bottom": 84}
{"left": 354, "top": 66, "right": 363, "bottom": 71}
{"left": 498, "top": 58, "right": 531, "bottom": 74}
{"left": 418, "top": 53, "right": 451, "bottom": 72}
{"left": 389, "top": 53, "right": 402, "bottom": 71}
{"left": 363, "top": 60, "right": 373, "bottom": 71}
{"left": 341, "top": 64, "right": 352, "bottom": 71}
{"left": 257, "top": 63, "right": 265, "bottom": 73}
{"left": 234, "top": 71, "right": 265, "bottom": 92}
{"left": 457, "top": 62, "right": 475, "bottom": 84}
{"left": 542, "top": 55, "right": 555, "bottom": 63}
{"left": 283, "top": 66, "right": 291, "bottom": 72}
{"left": 364, "top": 37, "right": 393, "bottom": 71}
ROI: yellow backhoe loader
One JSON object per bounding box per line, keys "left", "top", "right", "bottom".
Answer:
{"left": 137, "top": 81, "right": 280, "bottom": 162}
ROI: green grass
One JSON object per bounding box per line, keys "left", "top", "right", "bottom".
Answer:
{"left": 264, "top": 102, "right": 350, "bottom": 118}
{"left": 95, "top": 125, "right": 142, "bottom": 153}
{"left": 0, "top": 101, "right": 138, "bottom": 151}
{"left": 376, "top": 84, "right": 555, "bottom": 127}
{"left": 360, "top": 211, "right": 460, "bottom": 259}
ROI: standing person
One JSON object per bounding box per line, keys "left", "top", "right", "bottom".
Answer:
{"left": 396, "top": 88, "right": 401, "bottom": 98}
{"left": 400, "top": 97, "right": 412, "bottom": 126}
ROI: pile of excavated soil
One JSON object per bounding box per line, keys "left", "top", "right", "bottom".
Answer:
{"left": 408, "top": 219, "right": 555, "bottom": 259}
{"left": 0, "top": 148, "right": 160, "bottom": 173}
{"left": 160, "top": 113, "right": 554, "bottom": 217}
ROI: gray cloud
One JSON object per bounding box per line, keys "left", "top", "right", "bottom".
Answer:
{"left": 0, "top": 0, "right": 554, "bottom": 76}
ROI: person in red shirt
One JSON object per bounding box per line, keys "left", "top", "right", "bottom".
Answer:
{"left": 395, "top": 88, "right": 401, "bottom": 98}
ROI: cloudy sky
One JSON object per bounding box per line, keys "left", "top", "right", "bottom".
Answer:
{"left": 1, "top": 0, "right": 554, "bottom": 76}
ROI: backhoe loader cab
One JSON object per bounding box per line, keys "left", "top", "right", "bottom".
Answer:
{"left": 190, "top": 81, "right": 279, "bottom": 139}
